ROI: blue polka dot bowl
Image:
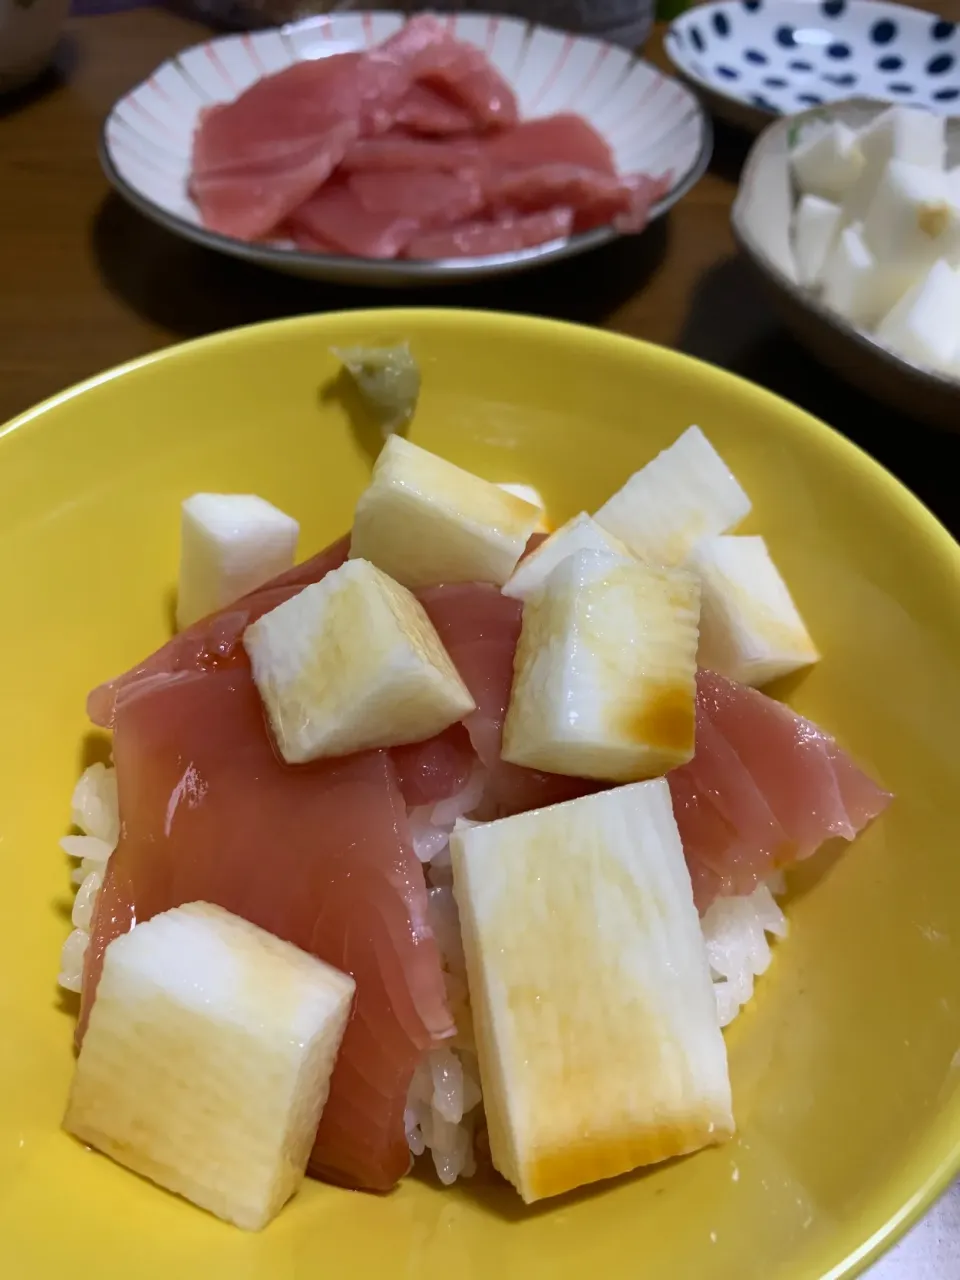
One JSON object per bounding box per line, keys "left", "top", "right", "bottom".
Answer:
{"left": 665, "top": 0, "right": 959, "bottom": 133}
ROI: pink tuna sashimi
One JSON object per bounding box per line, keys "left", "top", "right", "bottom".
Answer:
{"left": 380, "top": 15, "right": 518, "bottom": 130}
{"left": 392, "top": 722, "right": 476, "bottom": 809}
{"left": 87, "top": 535, "right": 350, "bottom": 729}
{"left": 685, "top": 709, "right": 789, "bottom": 880}
{"left": 394, "top": 82, "right": 479, "bottom": 136}
{"left": 286, "top": 227, "right": 342, "bottom": 255}
{"left": 671, "top": 672, "right": 892, "bottom": 910}
{"left": 482, "top": 118, "right": 668, "bottom": 236}
{"left": 349, "top": 167, "right": 486, "bottom": 224}
{"left": 484, "top": 114, "right": 617, "bottom": 176}
{"left": 486, "top": 164, "right": 638, "bottom": 230}
{"left": 287, "top": 180, "right": 421, "bottom": 259}
{"left": 287, "top": 160, "right": 486, "bottom": 261}
{"left": 614, "top": 171, "right": 673, "bottom": 233}
{"left": 418, "top": 582, "right": 599, "bottom": 817}
{"left": 667, "top": 770, "right": 731, "bottom": 912}
{"left": 341, "top": 131, "right": 483, "bottom": 173}
{"left": 190, "top": 54, "right": 413, "bottom": 241}
{"left": 404, "top": 207, "right": 574, "bottom": 260}
{"left": 488, "top": 165, "right": 671, "bottom": 235}
{"left": 82, "top": 662, "right": 453, "bottom": 1192}
{"left": 699, "top": 671, "right": 890, "bottom": 851}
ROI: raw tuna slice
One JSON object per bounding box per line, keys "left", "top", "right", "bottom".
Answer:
{"left": 670, "top": 671, "right": 892, "bottom": 910}
{"left": 685, "top": 710, "right": 789, "bottom": 878}
{"left": 667, "top": 770, "right": 730, "bottom": 912}
{"left": 418, "top": 582, "right": 598, "bottom": 817}
{"left": 349, "top": 167, "right": 485, "bottom": 224}
{"left": 825, "top": 738, "right": 894, "bottom": 830}
{"left": 394, "top": 82, "right": 478, "bottom": 136}
{"left": 87, "top": 535, "right": 349, "bottom": 729}
{"left": 380, "top": 15, "right": 518, "bottom": 130}
{"left": 488, "top": 164, "right": 639, "bottom": 230}
{"left": 392, "top": 723, "right": 476, "bottom": 809}
{"left": 81, "top": 662, "right": 453, "bottom": 1192}
{"left": 287, "top": 180, "right": 420, "bottom": 259}
{"left": 484, "top": 114, "right": 617, "bottom": 175}
{"left": 614, "top": 172, "right": 673, "bottom": 233}
{"left": 190, "top": 54, "right": 411, "bottom": 241}
{"left": 286, "top": 227, "right": 342, "bottom": 255}
{"left": 290, "top": 160, "right": 486, "bottom": 259}
{"left": 341, "top": 132, "right": 482, "bottom": 173}
{"left": 405, "top": 207, "right": 574, "bottom": 260}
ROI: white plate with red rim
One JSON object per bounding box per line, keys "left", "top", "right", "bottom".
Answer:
{"left": 99, "top": 9, "right": 712, "bottom": 286}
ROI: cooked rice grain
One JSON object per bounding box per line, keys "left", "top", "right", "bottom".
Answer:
{"left": 58, "top": 764, "right": 118, "bottom": 993}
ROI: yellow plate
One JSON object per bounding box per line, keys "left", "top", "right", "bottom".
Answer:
{"left": 1, "top": 311, "right": 959, "bottom": 1280}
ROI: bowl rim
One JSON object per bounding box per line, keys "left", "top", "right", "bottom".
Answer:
{"left": 730, "top": 97, "right": 960, "bottom": 398}
{"left": 97, "top": 13, "right": 713, "bottom": 285}
{"left": 4, "top": 307, "right": 960, "bottom": 1279}
{"left": 664, "top": 0, "right": 960, "bottom": 123}
{"left": 5, "top": 307, "right": 957, "bottom": 542}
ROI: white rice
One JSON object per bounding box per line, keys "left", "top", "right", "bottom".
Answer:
{"left": 702, "top": 880, "right": 789, "bottom": 1027}
{"left": 58, "top": 762, "right": 120, "bottom": 993}
{"left": 404, "top": 806, "right": 485, "bottom": 1184}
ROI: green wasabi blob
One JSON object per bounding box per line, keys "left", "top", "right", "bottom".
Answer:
{"left": 331, "top": 343, "right": 421, "bottom": 438}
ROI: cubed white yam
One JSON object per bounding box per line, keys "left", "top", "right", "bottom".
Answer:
{"left": 502, "top": 550, "right": 700, "bottom": 781}
{"left": 862, "top": 160, "right": 960, "bottom": 270}
{"left": 176, "top": 494, "right": 299, "bottom": 631}
{"left": 792, "top": 194, "right": 844, "bottom": 288}
{"left": 350, "top": 437, "right": 541, "bottom": 588}
{"left": 497, "top": 484, "right": 550, "bottom": 532}
{"left": 243, "top": 558, "right": 476, "bottom": 763}
{"left": 859, "top": 105, "right": 946, "bottom": 172}
{"left": 845, "top": 105, "right": 946, "bottom": 221}
{"left": 593, "top": 426, "right": 751, "bottom": 565}
{"left": 875, "top": 258, "right": 960, "bottom": 373}
{"left": 450, "top": 781, "right": 734, "bottom": 1203}
{"left": 501, "top": 512, "right": 632, "bottom": 601}
{"left": 821, "top": 224, "right": 915, "bottom": 328}
{"left": 790, "top": 121, "right": 864, "bottom": 201}
{"left": 63, "top": 903, "right": 355, "bottom": 1230}
{"left": 692, "top": 535, "right": 819, "bottom": 687}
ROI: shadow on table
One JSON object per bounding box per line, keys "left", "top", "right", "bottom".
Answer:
{"left": 90, "top": 192, "right": 668, "bottom": 336}
{"left": 706, "top": 117, "right": 755, "bottom": 187}
{"left": 677, "top": 254, "right": 960, "bottom": 538}
{"left": 0, "top": 35, "right": 78, "bottom": 120}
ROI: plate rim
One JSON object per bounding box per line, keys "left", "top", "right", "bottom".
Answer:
{"left": 98, "top": 12, "right": 713, "bottom": 285}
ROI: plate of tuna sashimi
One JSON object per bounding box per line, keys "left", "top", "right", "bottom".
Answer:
{"left": 99, "top": 11, "right": 710, "bottom": 284}
{"left": 59, "top": 379, "right": 892, "bottom": 1229}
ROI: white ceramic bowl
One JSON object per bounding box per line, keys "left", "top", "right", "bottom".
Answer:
{"left": 666, "top": 0, "right": 960, "bottom": 133}
{"left": 99, "top": 10, "right": 710, "bottom": 286}
{"left": 731, "top": 98, "right": 960, "bottom": 428}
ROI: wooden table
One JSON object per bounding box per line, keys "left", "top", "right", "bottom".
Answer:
{"left": 1, "top": 8, "right": 958, "bottom": 1274}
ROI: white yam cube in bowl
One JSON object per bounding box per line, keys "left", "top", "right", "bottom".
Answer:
{"left": 731, "top": 99, "right": 960, "bottom": 429}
